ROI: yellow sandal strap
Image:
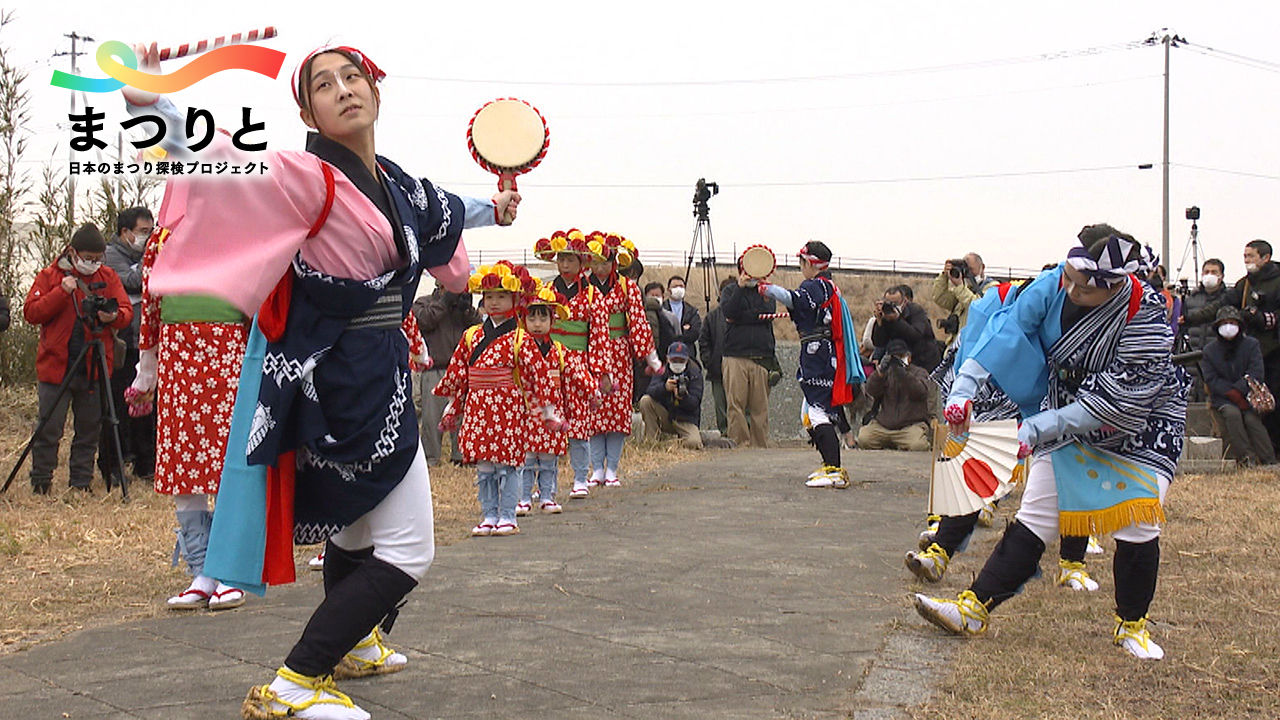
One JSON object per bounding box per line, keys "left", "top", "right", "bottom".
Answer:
{"left": 271, "top": 667, "right": 357, "bottom": 710}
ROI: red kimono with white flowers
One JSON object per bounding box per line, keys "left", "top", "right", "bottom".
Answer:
{"left": 524, "top": 338, "right": 598, "bottom": 456}
{"left": 433, "top": 320, "right": 553, "bottom": 467}
{"left": 586, "top": 275, "right": 655, "bottom": 435}
{"left": 138, "top": 232, "right": 247, "bottom": 496}
{"left": 552, "top": 274, "right": 598, "bottom": 440}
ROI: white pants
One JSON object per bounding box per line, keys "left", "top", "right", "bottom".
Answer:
{"left": 1016, "top": 452, "right": 1169, "bottom": 546}
{"left": 330, "top": 445, "right": 436, "bottom": 580}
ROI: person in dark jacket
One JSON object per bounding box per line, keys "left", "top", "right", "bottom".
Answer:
{"left": 871, "top": 285, "right": 941, "bottom": 372}
{"left": 664, "top": 275, "right": 702, "bottom": 352}
{"left": 98, "top": 206, "right": 155, "bottom": 482}
{"left": 23, "top": 224, "right": 133, "bottom": 493}
{"left": 1223, "top": 239, "right": 1280, "bottom": 453}
{"left": 0, "top": 295, "right": 9, "bottom": 332}
{"left": 639, "top": 341, "right": 704, "bottom": 449}
{"left": 857, "top": 339, "right": 932, "bottom": 451}
{"left": 721, "top": 270, "right": 776, "bottom": 447}
{"left": 698, "top": 277, "right": 734, "bottom": 434}
{"left": 1200, "top": 306, "right": 1276, "bottom": 466}
{"left": 1179, "top": 258, "right": 1228, "bottom": 401}
{"left": 412, "top": 286, "right": 481, "bottom": 465}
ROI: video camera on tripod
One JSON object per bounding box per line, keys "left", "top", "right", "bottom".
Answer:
{"left": 78, "top": 281, "right": 120, "bottom": 331}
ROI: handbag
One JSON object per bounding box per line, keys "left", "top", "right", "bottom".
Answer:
{"left": 1245, "top": 374, "right": 1275, "bottom": 414}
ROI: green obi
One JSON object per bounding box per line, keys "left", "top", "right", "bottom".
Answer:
{"left": 607, "top": 312, "right": 628, "bottom": 339}
{"left": 551, "top": 319, "right": 589, "bottom": 352}
{"left": 160, "top": 294, "right": 247, "bottom": 324}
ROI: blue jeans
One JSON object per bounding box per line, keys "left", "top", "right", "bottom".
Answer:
{"left": 521, "top": 452, "right": 560, "bottom": 503}
{"left": 477, "top": 463, "right": 520, "bottom": 523}
{"left": 569, "top": 438, "right": 590, "bottom": 487}
{"left": 589, "top": 432, "right": 626, "bottom": 477}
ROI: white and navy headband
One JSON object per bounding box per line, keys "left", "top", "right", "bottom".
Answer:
{"left": 1065, "top": 235, "right": 1140, "bottom": 288}
{"left": 292, "top": 45, "right": 386, "bottom": 108}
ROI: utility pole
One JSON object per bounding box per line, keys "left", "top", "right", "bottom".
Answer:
{"left": 53, "top": 31, "right": 92, "bottom": 228}
{"left": 1146, "top": 29, "right": 1185, "bottom": 275}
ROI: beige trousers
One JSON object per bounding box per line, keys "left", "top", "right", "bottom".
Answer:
{"left": 722, "top": 356, "right": 770, "bottom": 448}
{"left": 638, "top": 395, "right": 703, "bottom": 449}
{"left": 857, "top": 420, "right": 930, "bottom": 451}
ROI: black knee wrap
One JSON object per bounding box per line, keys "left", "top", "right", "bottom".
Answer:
{"left": 1059, "top": 535, "right": 1088, "bottom": 564}
{"left": 1114, "top": 537, "right": 1160, "bottom": 621}
{"left": 812, "top": 423, "right": 841, "bottom": 467}
{"left": 933, "top": 512, "right": 980, "bottom": 555}
{"left": 970, "top": 520, "right": 1047, "bottom": 611}
{"left": 322, "top": 540, "right": 374, "bottom": 595}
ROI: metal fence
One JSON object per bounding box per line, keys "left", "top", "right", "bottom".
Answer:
{"left": 466, "top": 247, "right": 1043, "bottom": 280}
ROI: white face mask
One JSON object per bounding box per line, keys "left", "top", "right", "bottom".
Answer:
{"left": 668, "top": 361, "right": 687, "bottom": 374}
{"left": 1218, "top": 323, "right": 1240, "bottom": 340}
{"left": 670, "top": 286, "right": 686, "bottom": 301}
{"left": 1245, "top": 262, "right": 1259, "bottom": 274}
{"left": 895, "top": 355, "right": 911, "bottom": 366}
{"left": 74, "top": 258, "right": 101, "bottom": 275}
{"left": 1201, "top": 273, "right": 1221, "bottom": 290}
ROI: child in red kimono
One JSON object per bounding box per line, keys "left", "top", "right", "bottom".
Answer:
{"left": 536, "top": 230, "right": 601, "bottom": 499}
{"left": 583, "top": 232, "right": 660, "bottom": 487}
{"left": 434, "top": 262, "right": 556, "bottom": 537}
{"left": 517, "top": 283, "right": 600, "bottom": 515}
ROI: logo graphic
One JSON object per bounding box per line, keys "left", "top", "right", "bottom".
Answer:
{"left": 51, "top": 40, "right": 285, "bottom": 93}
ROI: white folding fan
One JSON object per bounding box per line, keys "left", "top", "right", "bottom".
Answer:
{"left": 929, "top": 419, "right": 1026, "bottom": 517}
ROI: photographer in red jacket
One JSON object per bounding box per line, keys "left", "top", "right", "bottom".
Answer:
{"left": 22, "top": 224, "right": 132, "bottom": 493}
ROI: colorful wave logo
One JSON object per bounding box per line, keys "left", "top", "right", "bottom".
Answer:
{"left": 50, "top": 40, "right": 285, "bottom": 93}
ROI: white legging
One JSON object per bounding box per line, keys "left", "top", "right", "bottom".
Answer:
{"left": 329, "top": 445, "right": 436, "bottom": 581}
{"left": 1016, "top": 452, "right": 1168, "bottom": 546}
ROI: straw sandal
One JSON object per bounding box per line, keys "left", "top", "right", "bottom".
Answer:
{"left": 241, "top": 667, "right": 367, "bottom": 720}
{"left": 333, "top": 627, "right": 407, "bottom": 680}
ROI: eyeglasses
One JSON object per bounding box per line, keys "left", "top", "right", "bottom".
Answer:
{"left": 134, "top": 226, "right": 154, "bottom": 236}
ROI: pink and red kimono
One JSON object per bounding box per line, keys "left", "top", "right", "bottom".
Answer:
{"left": 586, "top": 276, "right": 655, "bottom": 435}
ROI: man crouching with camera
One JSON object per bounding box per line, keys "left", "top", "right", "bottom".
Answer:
{"left": 639, "top": 341, "right": 705, "bottom": 450}
{"left": 22, "top": 224, "right": 132, "bottom": 493}
{"left": 857, "top": 339, "right": 932, "bottom": 451}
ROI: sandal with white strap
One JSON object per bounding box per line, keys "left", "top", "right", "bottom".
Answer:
{"left": 333, "top": 627, "right": 407, "bottom": 679}
{"left": 241, "top": 666, "right": 369, "bottom": 720}
{"left": 209, "top": 583, "right": 246, "bottom": 611}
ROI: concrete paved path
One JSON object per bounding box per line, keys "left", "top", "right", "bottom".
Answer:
{"left": 1, "top": 447, "right": 940, "bottom": 719}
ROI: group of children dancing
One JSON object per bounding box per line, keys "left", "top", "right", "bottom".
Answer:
{"left": 433, "top": 229, "right": 659, "bottom": 537}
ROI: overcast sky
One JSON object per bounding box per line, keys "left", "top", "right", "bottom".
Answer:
{"left": 6, "top": 0, "right": 1279, "bottom": 280}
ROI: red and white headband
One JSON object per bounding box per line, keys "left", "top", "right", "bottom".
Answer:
{"left": 797, "top": 246, "right": 830, "bottom": 271}
{"left": 292, "top": 45, "right": 386, "bottom": 107}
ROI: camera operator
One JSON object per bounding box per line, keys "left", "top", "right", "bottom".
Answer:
{"left": 639, "top": 341, "right": 704, "bottom": 449}
{"left": 931, "top": 252, "right": 995, "bottom": 347}
{"left": 871, "top": 285, "right": 941, "bottom": 372}
{"left": 22, "top": 224, "right": 132, "bottom": 493}
{"left": 412, "top": 285, "right": 480, "bottom": 466}
{"left": 98, "top": 206, "right": 156, "bottom": 482}
{"left": 857, "top": 339, "right": 932, "bottom": 451}
{"left": 1224, "top": 239, "right": 1280, "bottom": 454}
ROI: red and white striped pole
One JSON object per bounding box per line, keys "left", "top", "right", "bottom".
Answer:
{"left": 157, "top": 26, "right": 277, "bottom": 61}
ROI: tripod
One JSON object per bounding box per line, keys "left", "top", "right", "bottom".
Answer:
{"left": 683, "top": 178, "right": 720, "bottom": 312}
{"left": 2, "top": 310, "right": 130, "bottom": 500}
{"left": 1174, "top": 216, "right": 1201, "bottom": 284}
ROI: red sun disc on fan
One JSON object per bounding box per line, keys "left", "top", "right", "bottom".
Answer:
{"left": 962, "top": 458, "right": 1000, "bottom": 499}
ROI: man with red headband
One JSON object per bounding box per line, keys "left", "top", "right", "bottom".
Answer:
{"left": 761, "top": 241, "right": 865, "bottom": 486}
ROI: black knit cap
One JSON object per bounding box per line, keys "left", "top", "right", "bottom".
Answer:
{"left": 70, "top": 223, "right": 106, "bottom": 253}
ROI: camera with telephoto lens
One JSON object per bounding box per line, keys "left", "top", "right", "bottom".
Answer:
{"left": 879, "top": 301, "right": 899, "bottom": 317}
{"left": 948, "top": 258, "right": 970, "bottom": 280}
{"left": 1185, "top": 206, "right": 1200, "bottom": 221}
{"left": 937, "top": 314, "right": 960, "bottom": 335}
{"left": 674, "top": 373, "right": 689, "bottom": 399}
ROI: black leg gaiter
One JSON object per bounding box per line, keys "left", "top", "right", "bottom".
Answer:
{"left": 812, "top": 423, "right": 841, "bottom": 467}
{"left": 933, "top": 512, "right": 980, "bottom": 556}
{"left": 1114, "top": 537, "right": 1160, "bottom": 621}
{"left": 322, "top": 540, "right": 374, "bottom": 595}
{"left": 970, "top": 520, "right": 1046, "bottom": 611}
{"left": 1059, "top": 534, "right": 1088, "bottom": 564}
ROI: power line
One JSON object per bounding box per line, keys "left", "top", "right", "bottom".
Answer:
{"left": 438, "top": 164, "right": 1143, "bottom": 189}
{"left": 1183, "top": 41, "right": 1280, "bottom": 73}
{"left": 395, "top": 41, "right": 1146, "bottom": 87}
{"left": 1173, "top": 163, "right": 1280, "bottom": 182}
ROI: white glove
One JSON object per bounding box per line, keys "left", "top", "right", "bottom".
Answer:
{"left": 131, "top": 347, "right": 158, "bottom": 394}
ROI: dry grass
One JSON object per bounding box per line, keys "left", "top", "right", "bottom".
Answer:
{"left": 0, "top": 383, "right": 699, "bottom": 654}
{"left": 910, "top": 470, "right": 1280, "bottom": 720}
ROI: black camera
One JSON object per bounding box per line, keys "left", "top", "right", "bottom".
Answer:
{"left": 937, "top": 314, "right": 960, "bottom": 335}
{"left": 1186, "top": 206, "right": 1200, "bottom": 221}
{"left": 948, "top": 258, "right": 970, "bottom": 280}
{"left": 693, "top": 178, "right": 719, "bottom": 205}
{"left": 674, "top": 373, "right": 689, "bottom": 399}
{"left": 879, "top": 301, "right": 900, "bottom": 317}
{"left": 79, "top": 283, "right": 118, "bottom": 328}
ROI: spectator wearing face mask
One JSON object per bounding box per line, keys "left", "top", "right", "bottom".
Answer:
{"left": 1178, "top": 258, "right": 1228, "bottom": 402}
{"left": 1200, "top": 306, "right": 1275, "bottom": 466}
{"left": 664, "top": 275, "right": 702, "bottom": 354}
{"left": 858, "top": 338, "right": 932, "bottom": 451}
{"left": 99, "top": 206, "right": 156, "bottom": 483}
{"left": 1224, "top": 239, "right": 1280, "bottom": 453}
{"left": 639, "top": 341, "right": 704, "bottom": 449}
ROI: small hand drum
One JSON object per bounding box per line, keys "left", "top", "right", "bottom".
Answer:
{"left": 739, "top": 244, "right": 777, "bottom": 280}
{"left": 467, "top": 98, "right": 549, "bottom": 192}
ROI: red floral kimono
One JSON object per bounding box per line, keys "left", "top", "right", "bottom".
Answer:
{"left": 586, "top": 276, "right": 655, "bottom": 435}
{"left": 524, "top": 338, "right": 598, "bottom": 456}
{"left": 551, "top": 274, "right": 599, "bottom": 440}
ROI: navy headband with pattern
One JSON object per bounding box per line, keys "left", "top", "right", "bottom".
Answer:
{"left": 1065, "top": 235, "right": 1140, "bottom": 288}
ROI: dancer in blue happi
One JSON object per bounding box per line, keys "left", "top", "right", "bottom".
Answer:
{"left": 912, "top": 225, "right": 1189, "bottom": 661}
{"left": 761, "top": 241, "right": 865, "bottom": 488}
